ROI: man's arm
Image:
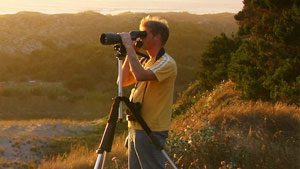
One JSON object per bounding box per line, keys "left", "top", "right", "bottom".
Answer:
{"left": 121, "top": 56, "right": 137, "bottom": 87}
{"left": 120, "top": 33, "right": 158, "bottom": 82}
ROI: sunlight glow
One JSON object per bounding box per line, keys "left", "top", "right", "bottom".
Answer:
{"left": 0, "top": 0, "right": 243, "bottom": 15}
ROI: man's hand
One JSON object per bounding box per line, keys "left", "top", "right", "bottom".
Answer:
{"left": 119, "top": 32, "right": 158, "bottom": 82}
{"left": 119, "top": 32, "right": 134, "bottom": 48}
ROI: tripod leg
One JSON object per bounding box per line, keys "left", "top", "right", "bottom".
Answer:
{"left": 94, "top": 154, "right": 103, "bottom": 169}
{"left": 162, "top": 150, "right": 178, "bottom": 169}
{"left": 101, "top": 151, "right": 107, "bottom": 169}
{"left": 94, "top": 97, "right": 122, "bottom": 169}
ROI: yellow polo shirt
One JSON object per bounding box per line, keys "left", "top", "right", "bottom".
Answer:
{"left": 128, "top": 53, "right": 177, "bottom": 131}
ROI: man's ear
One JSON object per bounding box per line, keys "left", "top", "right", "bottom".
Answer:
{"left": 154, "top": 34, "right": 162, "bottom": 43}
{"left": 155, "top": 34, "right": 161, "bottom": 40}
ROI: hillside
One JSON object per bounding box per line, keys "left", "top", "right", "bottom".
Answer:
{"left": 0, "top": 12, "right": 238, "bottom": 120}
{"left": 0, "top": 11, "right": 237, "bottom": 55}
{"left": 169, "top": 81, "right": 300, "bottom": 168}
{"left": 0, "top": 11, "right": 238, "bottom": 91}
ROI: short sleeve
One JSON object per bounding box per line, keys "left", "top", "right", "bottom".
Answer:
{"left": 149, "top": 55, "right": 177, "bottom": 82}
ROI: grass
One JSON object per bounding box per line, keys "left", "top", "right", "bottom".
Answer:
{"left": 38, "top": 145, "right": 96, "bottom": 169}
{"left": 168, "top": 81, "right": 300, "bottom": 169}
{"left": 0, "top": 81, "right": 114, "bottom": 120}
{"left": 34, "top": 118, "right": 128, "bottom": 169}
{"left": 0, "top": 158, "right": 33, "bottom": 169}
{"left": 38, "top": 133, "right": 128, "bottom": 169}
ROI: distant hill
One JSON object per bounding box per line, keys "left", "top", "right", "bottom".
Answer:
{"left": 0, "top": 11, "right": 238, "bottom": 93}
{"left": 0, "top": 11, "right": 236, "bottom": 55}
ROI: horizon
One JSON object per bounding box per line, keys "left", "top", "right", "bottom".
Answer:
{"left": 0, "top": 0, "right": 243, "bottom": 15}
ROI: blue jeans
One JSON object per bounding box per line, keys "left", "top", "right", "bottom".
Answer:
{"left": 128, "top": 129, "right": 168, "bottom": 169}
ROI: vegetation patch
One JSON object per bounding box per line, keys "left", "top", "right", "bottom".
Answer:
{"left": 168, "top": 81, "right": 300, "bottom": 169}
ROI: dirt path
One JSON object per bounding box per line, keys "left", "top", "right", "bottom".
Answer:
{"left": 0, "top": 120, "right": 101, "bottom": 169}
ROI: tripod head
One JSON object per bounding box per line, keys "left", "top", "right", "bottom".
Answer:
{"left": 114, "top": 44, "right": 127, "bottom": 59}
{"left": 113, "top": 41, "right": 148, "bottom": 59}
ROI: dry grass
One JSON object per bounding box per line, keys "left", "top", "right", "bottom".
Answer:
{"left": 0, "top": 158, "right": 34, "bottom": 169}
{"left": 172, "top": 81, "right": 241, "bottom": 134}
{"left": 169, "top": 81, "right": 300, "bottom": 169}
{"left": 38, "top": 145, "right": 95, "bottom": 169}
{"left": 38, "top": 133, "right": 128, "bottom": 169}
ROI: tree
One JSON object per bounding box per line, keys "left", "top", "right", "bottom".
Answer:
{"left": 231, "top": 0, "right": 300, "bottom": 103}
{"left": 198, "top": 0, "right": 300, "bottom": 104}
{"left": 198, "top": 33, "right": 240, "bottom": 91}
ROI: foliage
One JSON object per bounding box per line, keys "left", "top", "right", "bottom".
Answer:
{"left": 198, "top": 0, "right": 300, "bottom": 104}
{"left": 198, "top": 33, "right": 240, "bottom": 90}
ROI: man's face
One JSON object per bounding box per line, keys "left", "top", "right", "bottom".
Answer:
{"left": 139, "top": 26, "right": 156, "bottom": 50}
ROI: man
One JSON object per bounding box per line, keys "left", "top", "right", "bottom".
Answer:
{"left": 120, "top": 15, "right": 177, "bottom": 169}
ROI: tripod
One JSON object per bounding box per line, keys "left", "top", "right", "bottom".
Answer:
{"left": 93, "top": 45, "right": 178, "bottom": 169}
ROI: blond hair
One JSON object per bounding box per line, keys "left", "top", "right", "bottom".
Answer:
{"left": 139, "top": 15, "right": 169, "bottom": 46}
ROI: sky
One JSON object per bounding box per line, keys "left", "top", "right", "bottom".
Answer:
{"left": 0, "top": 0, "right": 244, "bottom": 15}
